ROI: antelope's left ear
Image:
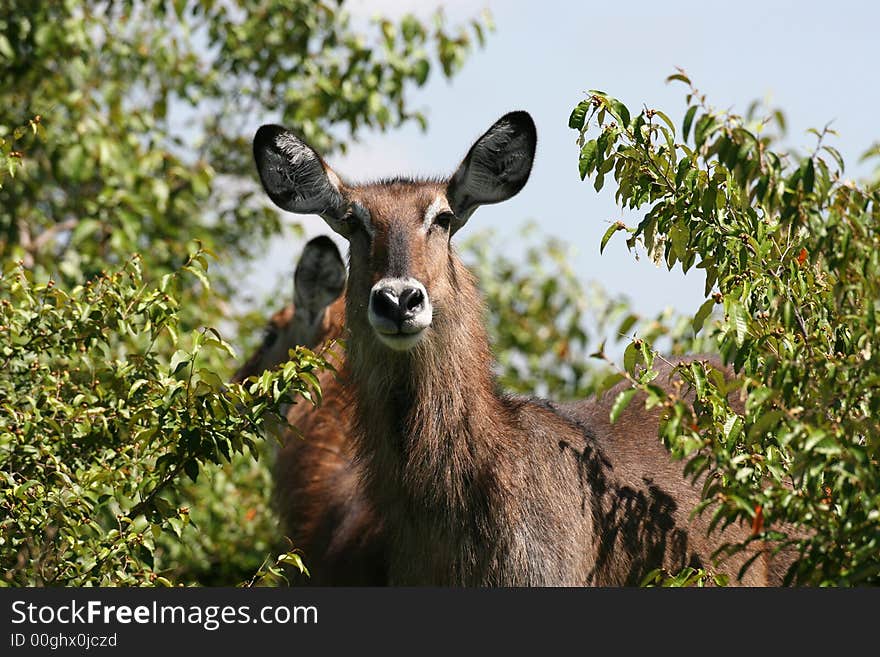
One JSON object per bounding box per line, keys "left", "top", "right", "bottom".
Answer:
{"left": 446, "top": 111, "right": 537, "bottom": 228}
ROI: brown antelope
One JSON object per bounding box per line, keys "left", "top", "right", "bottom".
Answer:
{"left": 253, "top": 112, "right": 791, "bottom": 585}
{"left": 232, "top": 235, "right": 346, "bottom": 385}
{"left": 233, "top": 236, "right": 386, "bottom": 585}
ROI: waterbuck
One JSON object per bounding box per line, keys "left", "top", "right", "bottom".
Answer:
{"left": 252, "top": 112, "right": 790, "bottom": 585}
{"left": 234, "top": 236, "right": 386, "bottom": 585}
{"left": 233, "top": 236, "right": 346, "bottom": 385}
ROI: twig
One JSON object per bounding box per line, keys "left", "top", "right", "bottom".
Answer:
{"left": 31, "top": 218, "right": 79, "bottom": 253}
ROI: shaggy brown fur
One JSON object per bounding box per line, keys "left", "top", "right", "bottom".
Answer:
{"left": 251, "top": 116, "right": 795, "bottom": 586}
{"left": 345, "top": 233, "right": 789, "bottom": 585}
{"left": 271, "top": 298, "right": 386, "bottom": 585}
{"left": 234, "top": 241, "right": 386, "bottom": 585}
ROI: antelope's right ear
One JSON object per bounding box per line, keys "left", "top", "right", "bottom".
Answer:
{"left": 294, "top": 236, "right": 346, "bottom": 321}
{"left": 253, "top": 125, "right": 349, "bottom": 234}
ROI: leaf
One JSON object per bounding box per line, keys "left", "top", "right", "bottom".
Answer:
{"left": 623, "top": 341, "right": 639, "bottom": 375}
{"left": 694, "top": 114, "right": 715, "bottom": 148}
{"left": 666, "top": 72, "right": 691, "bottom": 86}
{"left": 610, "top": 388, "right": 637, "bottom": 423}
{"left": 729, "top": 302, "right": 749, "bottom": 346}
{"left": 639, "top": 340, "right": 654, "bottom": 370}
{"left": 169, "top": 350, "right": 191, "bottom": 375}
{"left": 278, "top": 552, "right": 311, "bottom": 577}
{"left": 471, "top": 20, "right": 486, "bottom": 47}
{"left": 692, "top": 299, "right": 715, "bottom": 334}
{"left": 701, "top": 184, "right": 717, "bottom": 217}
{"left": 70, "top": 219, "right": 102, "bottom": 244}
{"left": 640, "top": 569, "right": 662, "bottom": 587}
{"left": 197, "top": 368, "right": 225, "bottom": 390}
{"left": 669, "top": 222, "right": 690, "bottom": 261}
{"left": 184, "top": 264, "right": 210, "bottom": 290}
{"left": 184, "top": 460, "right": 199, "bottom": 482}
{"left": 168, "top": 517, "right": 184, "bottom": 538}
{"left": 617, "top": 313, "right": 638, "bottom": 337}
{"left": 413, "top": 59, "right": 430, "bottom": 86}
{"left": 14, "top": 480, "right": 40, "bottom": 500}
{"left": 747, "top": 409, "right": 784, "bottom": 442}
{"left": 773, "top": 109, "right": 787, "bottom": 134}
{"left": 578, "top": 140, "right": 598, "bottom": 180}
{"left": 0, "top": 35, "right": 14, "bottom": 60}
{"left": 802, "top": 158, "right": 815, "bottom": 193}
{"left": 569, "top": 100, "right": 591, "bottom": 130}
{"left": 804, "top": 429, "right": 830, "bottom": 451}
{"left": 822, "top": 145, "right": 845, "bottom": 172}
{"left": 381, "top": 20, "right": 395, "bottom": 45}
{"left": 299, "top": 370, "right": 322, "bottom": 394}
{"left": 632, "top": 113, "right": 645, "bottom": 144}
{"left": 129, "top": 379, "right": 150, "bottom": 397}
{"left": 654, "top": 110, "right": 675, "bottom": 134}
{"left": 723, "top": 414, "right": 743, "bottom": 445}
{"left": 204, "top": 328, "right": 238, "bottom": 358}
{"left": 600, "top": 222, "right": 621, "bottom": 254}
{"left": 690, "top": 362, "right": 706, "bottom": 398}
{"left": 610, "top": 99, "right": 630, "bottom": 127}
{"left": 152, "top": 497, "right": 175, "bottom": 519}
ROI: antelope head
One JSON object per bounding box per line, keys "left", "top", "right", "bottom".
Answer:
{"left": 253, "top": 112, "right": 537, "bottom": 352}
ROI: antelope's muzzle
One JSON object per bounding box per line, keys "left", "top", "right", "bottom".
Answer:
{"left": 367, "top": 277, "right": 432, "bottom": 351}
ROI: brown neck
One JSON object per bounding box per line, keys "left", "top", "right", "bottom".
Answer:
{"left": 345, "top": 255, "right": 503, "bottom": 522}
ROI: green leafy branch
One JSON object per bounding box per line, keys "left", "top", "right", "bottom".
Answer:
{"left": 571, "top": 71, "right": 880, "bottom": 585}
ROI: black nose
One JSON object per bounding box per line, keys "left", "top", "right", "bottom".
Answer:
{"left": 398, "top": 286, "right": 425, "bottom": 318}
{"left": 370, "top": 285, "right": 425, "bottom": 325}
{"left": 371, "top": 287, "right": 400, "bottom": 324}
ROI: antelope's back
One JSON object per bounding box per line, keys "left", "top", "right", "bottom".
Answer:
{"left": 556, "top": 356, "right": 794, "bottom": 586}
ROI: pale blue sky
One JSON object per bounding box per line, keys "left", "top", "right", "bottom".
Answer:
{"left": 245, "top": 0, "right": 880, "bottom": 324}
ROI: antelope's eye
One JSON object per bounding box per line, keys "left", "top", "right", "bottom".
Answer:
{"left": 345, "top": 205, "right": 372, "bottom": 237}
{"left": 434, "top": 211, "right": 455, "bottom": 231}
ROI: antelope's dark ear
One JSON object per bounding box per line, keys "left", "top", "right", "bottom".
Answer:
{"left": 446, "top": 111, "right": 536, "bottom": 228}
{"left": 293, "top": 236, "right": 346, "bottom": 321}
{"left": 253, "top": 125, "right": 350, "bottom": 234}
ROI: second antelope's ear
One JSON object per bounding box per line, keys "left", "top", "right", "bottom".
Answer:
{"left": 446, "top": 111, "right": 537, "bottom": 228}
{"left": 253, "top": 125, "right": 350, "bottom": 234}
{"left": 294, "top": 235, "right": 346, "bottom": 321}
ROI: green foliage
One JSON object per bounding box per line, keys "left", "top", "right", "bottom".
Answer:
{"left": 155, "top": 441, "right": 288, "bottom": 586}
{"left": 0, "top": 115, "right": 42, "bottom": 186}
{"left": 463, "top": 224, "right": 600, "bottom": 400}
{"left": 572, "top": 72, "right": 880, "bottom": 585}
{"left": 0, "top": 252, "right": 327, "bottom": 585}
{"left": 641, "top": 566, "right": 729, "bottom": 588}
